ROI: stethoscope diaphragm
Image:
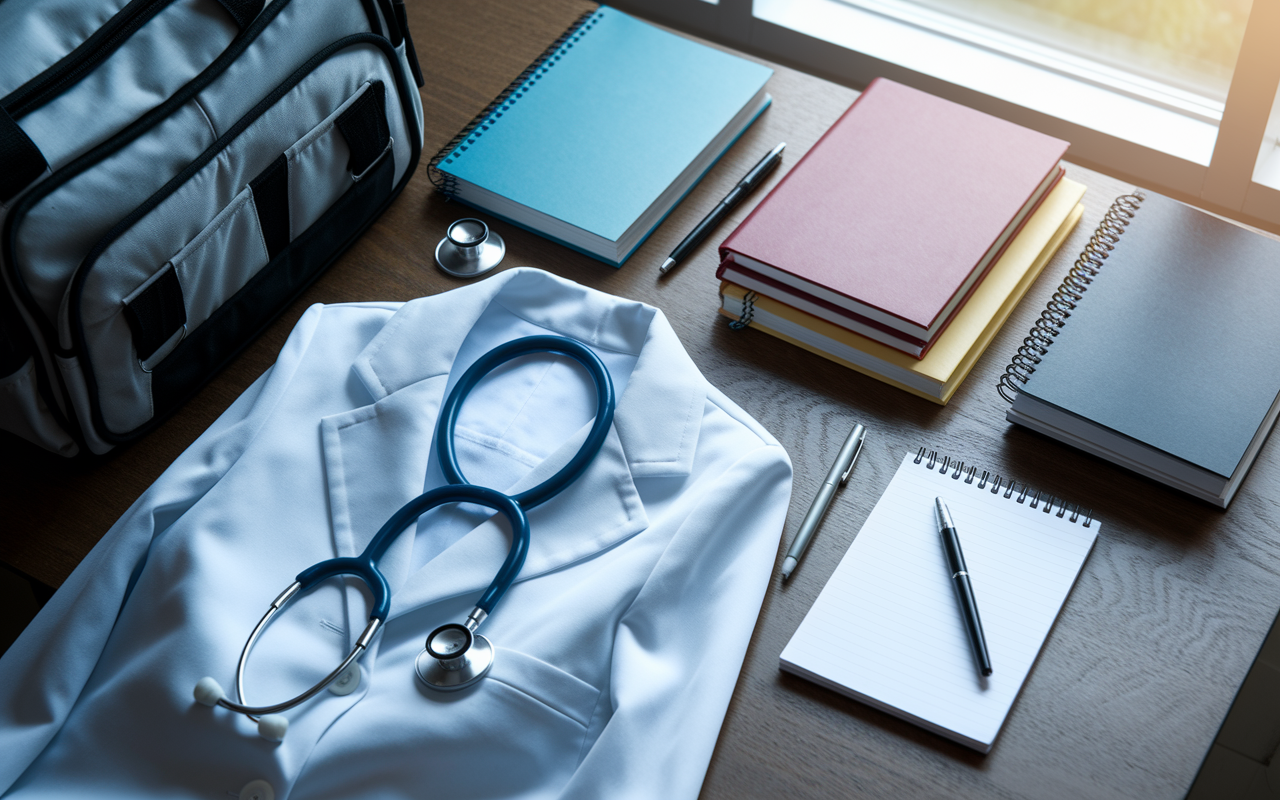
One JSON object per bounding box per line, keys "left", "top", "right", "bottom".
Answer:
{"left": 435, "top": 218, "right": 504, "bottom": 278}
{"left": 415, "top": 624, "right": 495, "bottom": 691}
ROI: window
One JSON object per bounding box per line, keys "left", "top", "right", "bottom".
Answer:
{"left": 611, "top": 0, "right": 1280, "bottom": 231}
{"left": 907, "top": 0, "right": 1250, "bottom": 103}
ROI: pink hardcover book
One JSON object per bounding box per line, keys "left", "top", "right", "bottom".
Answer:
{"left": 718, "top": 77, "right": 1068, "bottom": 356}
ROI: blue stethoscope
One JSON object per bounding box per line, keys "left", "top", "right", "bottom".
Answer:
{"left": 194, "top": 335, "right": 614, "bottom": 741}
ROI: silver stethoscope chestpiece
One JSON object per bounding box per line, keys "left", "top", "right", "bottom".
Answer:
{"left": 434, "top": 218, "right": 505, "bottom": 278}
{"left": 415, "top": 623, "right": 495, "bottom": 691}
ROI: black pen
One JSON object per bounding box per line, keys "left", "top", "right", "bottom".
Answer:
{"left": 659, "top": 142, "right": 785, "bottom": 276}
{"left": 934, "top": 497, "right": 993, "bottom": 677}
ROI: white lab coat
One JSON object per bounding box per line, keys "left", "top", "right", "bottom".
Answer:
{"left": 0, "top": 269, "right": 793, "bottom": 800}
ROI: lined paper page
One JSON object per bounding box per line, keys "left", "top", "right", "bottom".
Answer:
{"left": 780, "top": 451, "right": 1098, "bottom": 751}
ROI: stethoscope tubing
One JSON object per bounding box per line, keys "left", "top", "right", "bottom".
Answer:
{"left": 436, "top": 335, "right": 615, "bottom": 510}
{"left": 208, "top": 335, "right": 616, "bottom": 719}
{"left": 294, "top": 484, "right": 529, "bottom": 621}
{"left": 220, "top": 484, "right": 527, "bottom": 717}
{"left": 219, "top": 592, "right": 379, "bottom": 718}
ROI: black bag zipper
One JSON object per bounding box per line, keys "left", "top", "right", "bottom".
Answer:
{"left": 1, "top": 0, "right": 178, "bottom": 119}
{"left": 0, "top": 0, "right": 293, "bottom": 456}
{"left": 2, "top": 0, "right": 292, "bottom": 361}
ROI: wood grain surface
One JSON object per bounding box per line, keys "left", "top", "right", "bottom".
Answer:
{"left": 4, "top": 1, "right": 1280, "bottom": 797}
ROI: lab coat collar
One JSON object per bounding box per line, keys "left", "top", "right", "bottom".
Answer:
{"left": 350, "top": 268, "right": 704, "bottom": 478}
{"left": 320, "top": 269, "right": 705, "bottom": 621}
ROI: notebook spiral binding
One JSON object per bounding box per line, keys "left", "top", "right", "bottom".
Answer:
{"left": 426, "top": 7, "right": 601, "bottom": 194}
{"left": 914, "top": 447, "right": 1093, "bottom": 527}
{"left": 997, "top": 191, "right": 1146, "bottom": 403}
{"left": 728, "top": 289, "right": 758, "bottom": 330}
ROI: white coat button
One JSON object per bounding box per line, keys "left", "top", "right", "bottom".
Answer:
{"left": 239, "top": 780, "right": 274, "bottom": 800}
{"left": 328, "top": 663, "right": 361, "bottom": 695}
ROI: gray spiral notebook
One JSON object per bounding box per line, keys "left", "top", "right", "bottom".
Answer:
{"left": 780, "top": 450, "right": 1099, "bottom": 752}
{"left": 999, "top": 190, "right": 1280, "bottom": 507}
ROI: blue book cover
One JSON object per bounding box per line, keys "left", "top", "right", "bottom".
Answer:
{"left": 434, "top": 7, "right": 773, "bottom": 265}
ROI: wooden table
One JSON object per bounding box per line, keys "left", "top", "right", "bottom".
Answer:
{"left": 4, "top": 1, "right": 1279, "bottom": 797}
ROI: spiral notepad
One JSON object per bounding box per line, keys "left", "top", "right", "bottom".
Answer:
{"left": 780, "top": 449, "right": 1099, "bottom": 752}
{"left": 426, "top": 6, "right": 773, "bottom": 266}
{"left": 997, "top": 189, "right": 1280, "bottom": 507}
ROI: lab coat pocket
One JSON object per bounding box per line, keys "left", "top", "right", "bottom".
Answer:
{"left": 486, "top": 647, "right": 601, "bottom": 731}
{"left": 291, "top": 645, "right": 604, "bottom": 799}
{"left": 419, "top": 647, "right": 602, "bottom": 795}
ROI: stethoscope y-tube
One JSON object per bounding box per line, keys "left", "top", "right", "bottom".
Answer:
{"left": 195, "top": 335, "right": 615, "bottom": 740}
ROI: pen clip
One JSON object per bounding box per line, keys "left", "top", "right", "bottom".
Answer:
{"left": 839, "top": 433, "right": 865, "bottom": 484}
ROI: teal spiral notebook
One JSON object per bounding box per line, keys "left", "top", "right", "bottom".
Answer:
{"left": 429, "top": 7, "right": 773, "bottom": 266}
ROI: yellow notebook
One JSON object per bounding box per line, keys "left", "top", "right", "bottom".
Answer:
{"left": 718, "top": 178, "right": 1085, "bottom": 404}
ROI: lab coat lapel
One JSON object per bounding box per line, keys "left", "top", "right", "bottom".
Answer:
{"left": 382, "top": 314, "right": 708, "bottom": 619}
{"left": 321, "top": 268, "right": 708, "bottom": 621}
{"left": 319, "top": 375, "right": 449, "bottom": 570}
{"left": 385, "top": 421, "right": 644, "bottom": 619}
{"left": 316, "top": 283, "right": 490, "bottom": 625}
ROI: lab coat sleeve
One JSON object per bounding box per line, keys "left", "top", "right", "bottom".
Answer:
{"left": 561, "top": 438, "right": 793, "bottom": 800}
{"left": 0, "top": 306, "right": 328, "bottom": 793}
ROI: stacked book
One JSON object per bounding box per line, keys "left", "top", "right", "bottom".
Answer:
{"left": 716, "top": 78, "right": 1084, "bottom": 404}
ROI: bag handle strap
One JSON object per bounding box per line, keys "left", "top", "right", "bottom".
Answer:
{"left": 0, "top": 106, "right": 47, "bottom": 205}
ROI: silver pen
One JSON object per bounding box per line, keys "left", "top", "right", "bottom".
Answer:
{"left": 781, "top": 423, "right": 867, "bottom": 581}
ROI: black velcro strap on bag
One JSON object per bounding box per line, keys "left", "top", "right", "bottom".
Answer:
{"left": 335, "top": 82, "right": 390, "bottom": 178}
{"left": 0, "top": 106, "right": 48, "bottom": 204}
{"left": 394, "top": 0, "right": 425, "bottom": 87}
{"left": 250, "top": 154, "right": 290, "bottom": 260}
{"left": 124, "top": 267, "right": 186, "bottom": 362}
{"left": 213, "top": 0, "right": 264, "bottom": 29}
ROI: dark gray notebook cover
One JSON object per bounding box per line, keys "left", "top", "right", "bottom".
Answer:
{"left": 1020, "top": 192, "right": 1280, "bottom": 479}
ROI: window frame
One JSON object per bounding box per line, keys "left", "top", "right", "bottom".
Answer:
{"left": 610, "top": 0, "right": 1280, "bottom": 232}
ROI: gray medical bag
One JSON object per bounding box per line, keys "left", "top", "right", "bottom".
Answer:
{"left": 0, "top": 0, "right": 424, "bottom": 457}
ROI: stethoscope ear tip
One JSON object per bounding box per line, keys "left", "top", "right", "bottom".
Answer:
{"left": 257, "top": 715, "right": 289, "bottom": 742}
{"left": 193, "top": 675, "right": 288, "bottom": 741}
{"left": 194, "top": 677, "right": 225, "bottom": 707}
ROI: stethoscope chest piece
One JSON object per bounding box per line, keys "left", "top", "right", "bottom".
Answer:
{"left": 435, "top": 218, "right": 504, "bottom": 278}
{"left": 415, "top": 622, "right": 495, "bottom": 691}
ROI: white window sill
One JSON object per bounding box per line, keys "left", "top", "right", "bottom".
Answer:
{"left": 751, "top": 0, "right": 1219, "bottom": 184}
